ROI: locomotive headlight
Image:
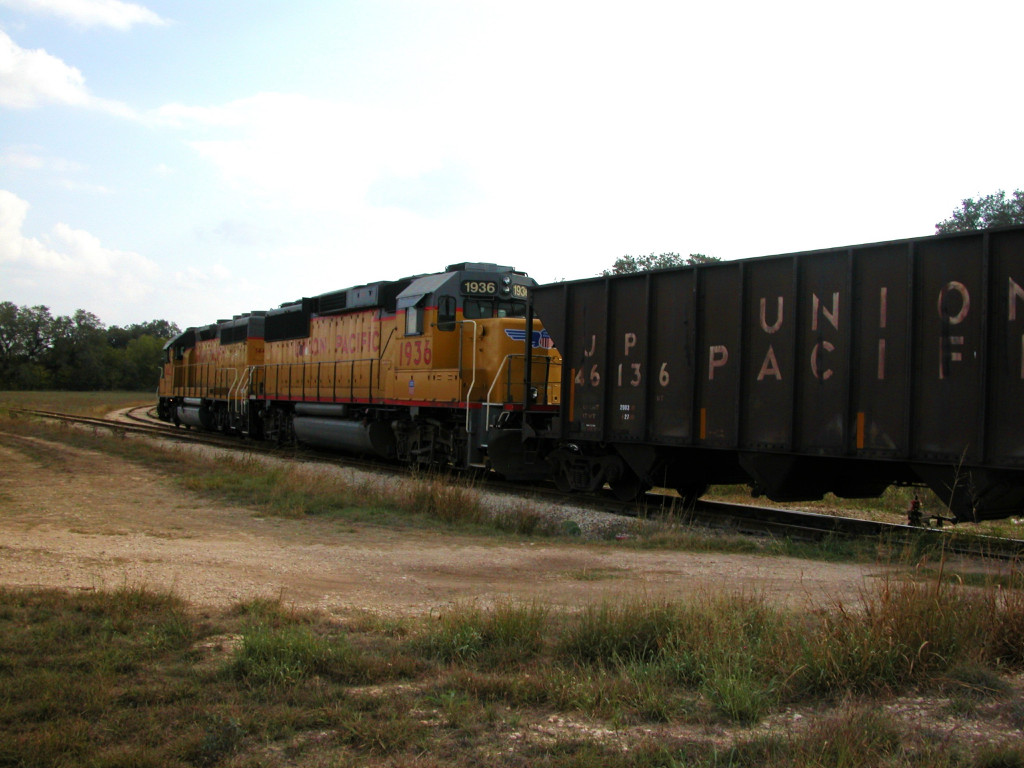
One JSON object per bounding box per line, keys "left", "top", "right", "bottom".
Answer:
{"left": 502, "top": 275, "right": 511, "bottom": 285}
{"left": 529, "top": 387, "right": 538, "bottom": 402}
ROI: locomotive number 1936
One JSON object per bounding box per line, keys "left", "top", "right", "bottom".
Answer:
{"left": 400, "top": 339, "right": 433, "bottom": 366}
{"left": 462, "top": 280, "right": 530, "bottom": 298}
{"left": 462, "top": 280, "right": 497, "bottom": 295}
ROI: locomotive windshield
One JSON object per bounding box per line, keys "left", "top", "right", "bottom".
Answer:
{"left": 463, "top": 298, "right": 528, "bottom": 319}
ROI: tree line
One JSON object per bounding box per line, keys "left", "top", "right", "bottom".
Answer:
{"left": 0, "top": 302, "right": 179, "bottom": 391}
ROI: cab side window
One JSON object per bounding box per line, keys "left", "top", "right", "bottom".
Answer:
{"left": 405, "top": 304, "right": 423, "bottom": 335}
{"left": 463, "top": 299, "right": 490, "bottom": 320}
{"left": 437, "top": 295, "right": 456, "bottom": 331}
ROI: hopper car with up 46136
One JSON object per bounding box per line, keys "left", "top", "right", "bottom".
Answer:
{"left": 488, "top": 224, "right": 1024, "bottom": 523}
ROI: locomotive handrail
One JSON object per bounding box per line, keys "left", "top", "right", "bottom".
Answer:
{"left": 484, "top": 353, "right": 514, "bottom": 430}
{"left": 176, "top": 362, "right": 239, "bottom": 401}
{"left": 460, "top": 320, "right": 478, "bottom": 434}
{"left": 256, "top": 359, "right": 377, "bottom": 404}
{"left": 228, "top": 366, "right": 251, "bottom": 429}
{"left": 227, "top": 366, "right": 243, "bottom": 402}
{"left": 487, "top": 353, "right": 561, "bottom": 411}
{"left": 223, "top": 367, "right": 238, "bottom": 401}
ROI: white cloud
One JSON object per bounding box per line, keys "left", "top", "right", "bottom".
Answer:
{"left": 0, "top": 29, "right": 135, "bottom": 115}
{"left": 0, "top": 189, "right": 265, "bottom": 326}
{"left": 0, "top": 146, "right": 109, "bottom": 194}
{"left": 155, "top": 93, "right": 469, "bottom": 217}
{"left": 0, "top": 188, "right": 159, "bottom": 313}
{"left": 0, "top": 29, "right": 88, "bottom": 108}
{"left": 0, "top": 146, "right": 84, "bottom": 173}
{"left": 57, "top": 178, "right": 110, "bottom": 194}
{"left": 0, "top": 0, "right": 166, "bottom": 30}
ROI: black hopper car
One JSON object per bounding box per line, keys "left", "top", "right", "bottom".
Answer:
{"left": 489, "top": 225, "right": 1024, "bottom": 523}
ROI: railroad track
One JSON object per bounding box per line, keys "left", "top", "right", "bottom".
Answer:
{"left": 7, "top": 406, "right": 278, "bottom": 456}
{"left": 496, "top": 478, "right": 1024, "bottom": 561}
{"left": 8, "top": 406, "right": 1024, "bottom": 561}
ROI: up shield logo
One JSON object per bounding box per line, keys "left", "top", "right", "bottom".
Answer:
{"left": 505, "top": 329, "right": 554, "bottom": 349}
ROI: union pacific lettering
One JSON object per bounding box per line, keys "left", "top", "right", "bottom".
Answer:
{"left": 702, "top": 279, "right": 1024, "bottom": 383}
{"left": 194, "top": 344, "right": 229, "bottom": 363}
{"left": 288, "top": 330, "right": 382, "bottom": 357}
{"left": 576, "top": 278, "right": 1024, "bottom": 391}
{"left": 335, "top": 330, "right": 381, "bottom": 354}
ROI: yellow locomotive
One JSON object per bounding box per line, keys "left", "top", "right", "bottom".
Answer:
{"left": 156, "top": 263, "right": 561, "bottom": 472}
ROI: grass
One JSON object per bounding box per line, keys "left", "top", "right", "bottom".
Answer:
{"left": 1, "top": 582, "right": 1023, "bottom": 767}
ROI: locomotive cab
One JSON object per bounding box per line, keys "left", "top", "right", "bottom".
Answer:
{"left": 394, "top": 263, "right": 559, "bottom": 408}
{"left": 388, "top": 263, "right": 561, "bottom": 467}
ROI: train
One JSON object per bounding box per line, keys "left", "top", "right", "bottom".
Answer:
{"left": 159, "top": 225, "right": 1024, "bottom": 523}
{"left": 490, "top": 224, "right": 1024, "bottom": 523}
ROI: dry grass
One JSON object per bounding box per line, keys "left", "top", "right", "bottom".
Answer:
{"left": 1, "top": 580, "right": 1022, "bottom": 767}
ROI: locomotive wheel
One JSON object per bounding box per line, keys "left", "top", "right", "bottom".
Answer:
{"left": 554, "top": 471, "right": 573, "bottom": 493}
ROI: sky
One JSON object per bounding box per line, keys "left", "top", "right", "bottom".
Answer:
{"left": 1, "top": 0, "right": 1023, "bottom": 329}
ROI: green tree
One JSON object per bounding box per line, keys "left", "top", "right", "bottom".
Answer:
{"left": 602, "top": 252, "right": 719, "bottom": 276}
{"left": 107, "top": 319, "right": 179, "bottom": 350}
{"left": 0, "top": 303, "right": 58, "bottom": 389}
{"left": 1, "top": 302, "right": 179, "bottom": 391}
{"left": 121, "top": 334, "right": 166, "bottom": 390}
{"left": 935, "top": 189, "right": 1024, "bottom": 233}
{"left": 46, "top": 310, "right": 111, "bottom": 390}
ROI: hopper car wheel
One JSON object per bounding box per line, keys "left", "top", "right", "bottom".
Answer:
{"left": 675, "top": 483, "right": 709, "bottom": 508}
{"left": 609, "top": 469, "right": 644, "bottom": 502}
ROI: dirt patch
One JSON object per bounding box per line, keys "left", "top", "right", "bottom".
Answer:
{"left": 0, "top": 429, "right": 897, "bottom": 617}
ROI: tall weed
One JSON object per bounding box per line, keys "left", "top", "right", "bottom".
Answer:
{"left": 229, "top": 622, "right": 356, "bottom": 687}
{"left": 415, "top": 601, "right": 548, "bottom": 665}
{"left": 792, "top": 575, "right": 1024, "bottom": 697}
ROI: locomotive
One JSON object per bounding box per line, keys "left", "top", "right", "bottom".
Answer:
{"left": 156, "top": 263, "right": 562, "bottom": 471}
{"left": 490, "top": 224, "right": 1024, "bottom": 523}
